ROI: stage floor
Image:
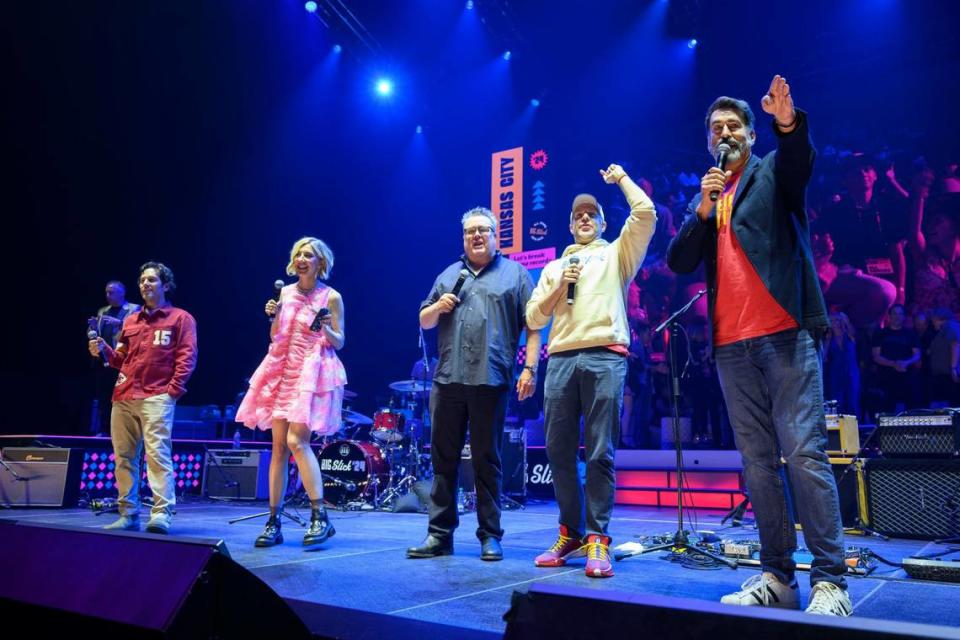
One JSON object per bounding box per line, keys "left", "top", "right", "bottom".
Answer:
{"left": 9, "top": 499, "right": 960, "bottom": 636}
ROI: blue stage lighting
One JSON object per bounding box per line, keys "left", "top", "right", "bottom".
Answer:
{"left": 687, "top": 38, "right": 698, "bottom": 49}
{"left": 416, "top": 125, "right": 423, "bottom": 134}
{"left": 465, "top": 0, "right": 474, "bottom": 9}
{"left": 530, "top": 98, "right": 540, "bottom": 108}
{"left": 304, "top": 1, "right": 318, "bottom": 13}
{"left": 375, "top": 78, "right": 393, "bottom": 97}
{"left": 333, "top": 44, "right": 342, "bottom": 54}
{"left": 503, "top": 51, "right": 512, "bottom": 61}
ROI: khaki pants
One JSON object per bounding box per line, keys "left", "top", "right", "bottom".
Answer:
{"left": 110, "top": 393, "right": 176, "bottom": 519}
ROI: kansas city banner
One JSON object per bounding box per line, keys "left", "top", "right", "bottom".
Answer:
{"left": 491, "top": 146, "right": 523, "bottom": 255}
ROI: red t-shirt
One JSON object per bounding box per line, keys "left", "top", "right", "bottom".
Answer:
{"left": 713, "top": 173, "right": 798, "bottom": 346}
{"left": 105, "top": 304, "right": 198, "bottom": 401}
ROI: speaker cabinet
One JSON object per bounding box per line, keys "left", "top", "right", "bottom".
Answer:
{"left": 460, "top": 429, "right": 526, "bottom": 498}
{"left": 202, "top": 449, "right": 270, "bottom": 500}
{"left": 504, "top": 582, "right": 959, "bottom": 640}
{"left": 0, "top": 447, "right": 82, "bottom": 507}
{"left": 864, "top": 458, "right": 960, "bottom": 539}
{"left": 0, "top": 519, "right": 309, "bottom": 637}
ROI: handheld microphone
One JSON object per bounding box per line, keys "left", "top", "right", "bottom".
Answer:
{"left": 566, "top": 256, "right": 580, "bottom": 305}
{"left": 87, "top": 329, "right": 106, "bottom": 362}
{"left": 451, "top": 269, "right": 469, "bottom": 299}
{"left": 267, "top": 280, "right": 284, "bottom": 321}
{"left": 310, "top": 307, "right": 331, "bottom": 332}
{"left": 709, "top": 142, "right": 732, "bottom": 202}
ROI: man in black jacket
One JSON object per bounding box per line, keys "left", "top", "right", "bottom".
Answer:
{"left": 667, "top": 76, "right": 851, "bottom": 616}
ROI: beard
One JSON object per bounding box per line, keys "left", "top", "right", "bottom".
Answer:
{"left": 715, "top": 137, "right": 749, "bottom": 167}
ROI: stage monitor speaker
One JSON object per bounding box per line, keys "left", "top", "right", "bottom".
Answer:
{"left": 504, "top": 582, "right": 960, "bottom": 640}
{"left": 0, "top": 519, "right": 310, "bottom": 638}
{"left": 460, "top": 429, "right": 526, "bottom": 498}
{"left": 877, "top": 413, "right": 960, "bottom": 458}
{"left": 202, "top": 449, "right": 270, "bottom": 500}
{"left": 864, "top": 458, "right": 960, "bottom": 540}
{"left": 0, "top": 447, "right": 82, "bottom": 507}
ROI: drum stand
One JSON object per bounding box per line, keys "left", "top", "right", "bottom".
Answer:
{"left": 374, "top": 438, "right": 422, "bottom": 510}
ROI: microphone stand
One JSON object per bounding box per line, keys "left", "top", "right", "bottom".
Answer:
{"left": 618, "top": 289, "right": 736, "bottom": 567}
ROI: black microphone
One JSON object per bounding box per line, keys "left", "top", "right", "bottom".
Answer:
{"left": 709, "top": 142, "right": 732, "bottom": 202}
{"left": 566, "top": 256, "right": 580, "bottom": 305}
{"left": 451, "top": 269, "right": 469, "bottom": 299}
{"left": 310, "top": 307, "right": 331, "bottom": 332}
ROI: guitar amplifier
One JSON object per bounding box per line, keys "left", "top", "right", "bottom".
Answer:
{"left": 863, "top": 458, "right": 960, "bottom": 540}
{"left": 0, "top": 448, "right": 83, "bottom": 507}
{"left": 788, "top": 457, "right": 866, "bottom": 529}
{"left": 877, "top": 413, "right": 960, "bottom": 458}
{"left": 825, "top": 414, "right": 860, "bottom": 456}
{"left": 202, "top": 449, "right": 270, "bottom": 500}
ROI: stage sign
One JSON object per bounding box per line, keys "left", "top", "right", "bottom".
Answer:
{"left": 507, "top": 247, "right": 556, "bottom": 270}
{"left": 491, "top": 147, "right": 523, "bottom": 255}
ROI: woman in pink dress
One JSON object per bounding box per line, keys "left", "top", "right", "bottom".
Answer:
{"left": 236, "top": 237, "right": 346, "bottom": 548}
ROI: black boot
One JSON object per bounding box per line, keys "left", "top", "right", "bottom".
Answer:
{"left": 303, "top": 508, "right": 335, "bottom": 546}
{"left": 255, "top": 516, "right": 283, "bottom": 547}
{"left": 406, "top": 534, "right": 454, "bottom": 558}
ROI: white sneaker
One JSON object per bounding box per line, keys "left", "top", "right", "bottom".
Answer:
{"left": 103, "top": 515, "right": 140, "bottom": 531}
{"left": 720, "top": 572, "right": 800, "bottom": 609}
{"left": 145, "top": 514, "right": 171, "bottom": 535}
{"left": 805, "top": 582, "right": 852, "bottom": 616}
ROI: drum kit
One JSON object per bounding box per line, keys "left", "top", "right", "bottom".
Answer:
{"left": 317, "top": 379, "right": 433, "bottom": 510}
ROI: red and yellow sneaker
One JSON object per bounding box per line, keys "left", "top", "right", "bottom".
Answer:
{"left": 534, "top": 525, "right": 585, "bottom": 567}
{"left": 583, "top": 534, "right": 613, "bottom": 578}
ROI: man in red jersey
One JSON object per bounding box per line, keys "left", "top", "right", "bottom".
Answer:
{"left": 89, "top": 262, "right": 197, "bottom": 534}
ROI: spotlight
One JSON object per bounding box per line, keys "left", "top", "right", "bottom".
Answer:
{"left": 332, "top": 44, "right": 342, "bottom": 54}
{"left": 465, "top": 0, "right": 474, "bottom": 9}
{"left": 530, "top": 98, "right": 540, "bottom": 108}
{"left": 416, "top": 125, "right": 423, "bottom": 134}
{"left": 375, "top": 78, "right": 393, "bottom": 97}
{"left": 687, "top": 38, "right": 698, "bottom": 49}
{"left": 304, "top": 1, "right": 317, "bottom": 13}
{"left": 503, "top": 50, "right": 512, "bottom": 61}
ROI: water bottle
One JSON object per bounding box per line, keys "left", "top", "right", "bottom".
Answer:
{"left": 232, "top": 428, "right": 242, "bottom": 449}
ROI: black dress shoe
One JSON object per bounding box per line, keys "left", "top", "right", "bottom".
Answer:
{"left": 406, "top": 534, "right": 454, "bottom": 558}
{"left": 480, "top": 537, "right": 503, "bottom": 561}
{"left": 254, "top": 517, "right": 283, "bottom": 548}
{"left": 303, "top": 510, "right": 336, "bottom": 546}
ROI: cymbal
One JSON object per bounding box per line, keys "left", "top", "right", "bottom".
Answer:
{"left": 343, "top": 388, "right": 358, "bottom": 399}
{"left": 389, "top": 379, "right": 431, "bottom": 394}
{"left": 342, "top": 409, "right": 373, "bottom": 425}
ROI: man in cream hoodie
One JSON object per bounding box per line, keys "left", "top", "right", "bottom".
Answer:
{"left": 526, "top": 163, "right": 656, "bottom": 577}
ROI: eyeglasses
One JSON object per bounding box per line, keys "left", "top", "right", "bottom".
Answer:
{"left": 463, "top": 226, "right": 493, "bottom": 237}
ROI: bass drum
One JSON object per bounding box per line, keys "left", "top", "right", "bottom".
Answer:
{"left": 318, "top": 440, "right": 390, "bottom": 505}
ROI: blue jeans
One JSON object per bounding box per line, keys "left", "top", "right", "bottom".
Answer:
{"left": 714, "top": 328, "right": 846, "bottom": 587}
{"left": 544, "top": 348, "right": 626, "bottom": 538}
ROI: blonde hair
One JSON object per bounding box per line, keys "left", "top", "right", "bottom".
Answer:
{"left": 286, "top": 237, "right": 334, "bottom": 279}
